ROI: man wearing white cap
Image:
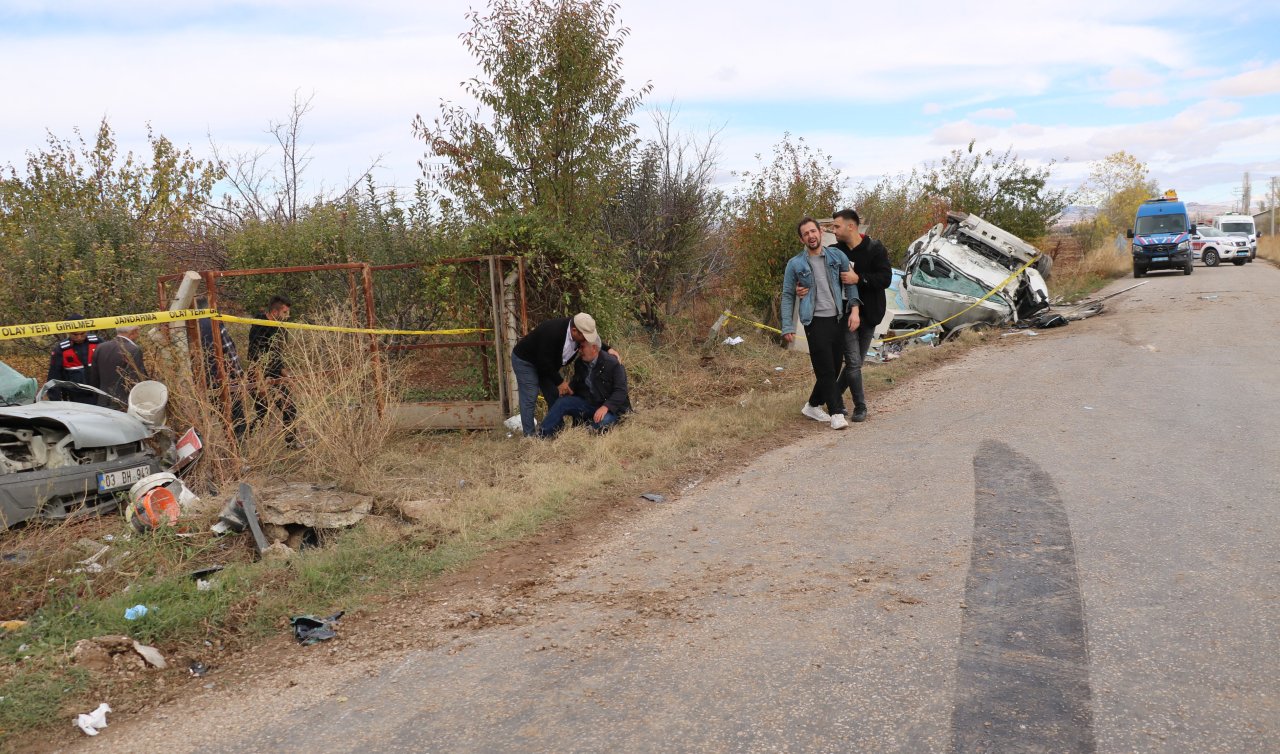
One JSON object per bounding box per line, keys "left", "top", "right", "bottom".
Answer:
{"left": 510, "top": 313, "right": 612, "bottom": 437}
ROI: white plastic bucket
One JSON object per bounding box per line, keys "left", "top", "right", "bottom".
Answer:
{"left": 128, "top": 381, "right": 168, "bottom": 425}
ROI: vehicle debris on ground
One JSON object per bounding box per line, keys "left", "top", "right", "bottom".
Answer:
{"left": 291, "top": 611, "right": 344, "bottom": 645}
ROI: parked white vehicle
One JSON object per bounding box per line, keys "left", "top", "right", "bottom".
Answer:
{"left": 1213, "top": 214, "right": 1257, "bottom": 262}
{"left": 1190, "top": 227, "right": 1251, "bottom": 267}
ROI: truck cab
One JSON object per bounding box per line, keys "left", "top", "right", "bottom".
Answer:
{"left": 1127, "top": 190, "right": 1194, "bottom": 278}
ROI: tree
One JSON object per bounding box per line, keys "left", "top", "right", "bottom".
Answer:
{"left": 728, "top": 135, "right": 845, "bottom": 319}
{"left": 414, "top": 0, "right": 652, "bottom": 227}
{"left": 603, "top": 109, "right": 725, "bottom": 331}
{"left": 0, "top": 120, "right": 218, "bottom": 335}
{"left": 850, "top": 170, "right": 947, "bottom": 266}
{"left": 923, "top": 142, "right": 1071, "bottom": 241}
{"left": 1072, "top": 151, "right": 1158, "bottom": 250}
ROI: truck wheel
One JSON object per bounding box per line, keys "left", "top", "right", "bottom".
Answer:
{"left": 1203, "top": 249, "right": 1219, "bottom": 267}
{"left": 1233, "top": 259, "right": 1246, "bottom": 266}
{"left": 1133, "top": 264, "right": 1146, "bottom": 278}
{"left": 1183, "top": 261, "right": 1193, "bottom": 275}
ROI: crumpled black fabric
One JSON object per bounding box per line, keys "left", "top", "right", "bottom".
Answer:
{"left": 290, "top": 611, "right": 345, "bottom": 645}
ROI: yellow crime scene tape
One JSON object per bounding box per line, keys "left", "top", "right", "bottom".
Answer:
{"left": 0, "top": 309, "right": 491, "bottom": 342}
{"left": 719, "top": 254, "right": 1043, "bottom": 345}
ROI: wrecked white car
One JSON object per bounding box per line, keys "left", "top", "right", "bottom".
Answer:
{"left": 903, "top": 212, "right": 1051, "bottom": 330}
{"left": 1, "top": 363, "right": 163, "bottom": 530}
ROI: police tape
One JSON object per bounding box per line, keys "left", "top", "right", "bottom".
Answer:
{"left": 0, "top": 309, "right": 215, "bottom": 342}
{"left": 0, "top": 309, "right": 491, "bottom": 342}
{"left": 718, "top": 254, "right": 1043, "bottom": 346}
{"left": 212, "top": 314, "right": 489, "bottom": 337}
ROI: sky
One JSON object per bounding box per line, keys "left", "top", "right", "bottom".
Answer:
{"left": 2, "top": 0, "right": 1279, "bottom": 211}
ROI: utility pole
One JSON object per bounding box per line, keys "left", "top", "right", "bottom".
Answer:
{"left": 1264, "top": 175, "right": 1274, "bottom": 236}
{"left": 1242, "top": 171, "right": 1251, "bottom": 215}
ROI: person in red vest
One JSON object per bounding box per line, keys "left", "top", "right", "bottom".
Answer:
{"left": 45, "top": 314, "right": 101, "bottom": 403}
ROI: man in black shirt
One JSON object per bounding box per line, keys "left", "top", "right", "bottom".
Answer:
{"left": 510, "top": 312, "right": 601, "bottom": 437}
{"left": 830, "top": 209, "right": 892, "bottom": 422}
{"left": 247, "top": 295, "right": 295, "bottom": 430}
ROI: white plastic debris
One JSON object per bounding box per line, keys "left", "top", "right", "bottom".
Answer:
{"left": 503, "top": 414, "right": 522, "bottom": 432}
{"left": 132, "top": 641, "right": 167, "bottom": 669}
{"left": 722, "top": 336, "right": 744, "bottom": 346}
{"left": 196, "top": 579, "right": 212, "bottom": 591}
{"left": 75, "top": 703, "right": 111, "bottom": 736}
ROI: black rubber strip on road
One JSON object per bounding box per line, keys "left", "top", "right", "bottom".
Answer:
{"left": 952, "top": 440, "right": 1095, "bottom": 753}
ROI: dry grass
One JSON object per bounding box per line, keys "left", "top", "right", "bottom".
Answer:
{"left": 1, "top": 310, "right": 980, "bottom": 747}
{"left": 1049, "top": 242, "right": 1132, "bottom": 303}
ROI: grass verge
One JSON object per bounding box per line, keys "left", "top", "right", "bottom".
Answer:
{"left": 1048, "top": 242, "right": 1132, "bottom": 302}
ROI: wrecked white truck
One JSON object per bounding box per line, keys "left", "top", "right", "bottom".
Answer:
{"left": 1, "top": 362, "right": 164, "bottom": 530}
{"left": 902, "top": 212, "right": 1052, "bottom": 330}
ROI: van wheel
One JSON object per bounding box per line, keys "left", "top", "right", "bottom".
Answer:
{"left": 1202, "top": 249, "right": 1219, "bottom": 267}
{"left": 1133, "top": 264, "right": 1146, "bottom": 278}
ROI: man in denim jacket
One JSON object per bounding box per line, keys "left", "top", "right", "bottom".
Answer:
{"left": 780, "top": 217, "right": 861, "bottom": 430}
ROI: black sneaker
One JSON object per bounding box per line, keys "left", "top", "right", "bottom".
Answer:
{"left": 851, "top": 406, "right": 868, "bottom": 423}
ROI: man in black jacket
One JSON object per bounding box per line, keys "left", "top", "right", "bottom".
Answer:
{"left": 831, "top": 209, "right": 892, "bottom": 422}
{"left": 510, "top": 312, "right": 603, "bottom": 437}
{"left": 247, "top": 295, "right": 295, "bottom": 429}
{"left": 537, "top": 333, "right": 630, "bottom": 437}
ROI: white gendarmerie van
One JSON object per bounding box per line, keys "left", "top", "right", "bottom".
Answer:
{"left": 1213, "top": 214, "right": 1257, "bottom": 262}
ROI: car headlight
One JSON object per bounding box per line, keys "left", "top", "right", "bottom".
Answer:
{"left": 1177, "top": 240, "right": 1190, "bottom": 251}
{"left": 1132, "top": 244, "right": 1142, "bottom": 253}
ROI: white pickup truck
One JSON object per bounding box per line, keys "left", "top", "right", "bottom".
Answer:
{"left": 1213, "top": 214, "right": 1257, "bottom": 263}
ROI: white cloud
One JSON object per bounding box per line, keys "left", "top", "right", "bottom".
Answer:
{"left": 1105, "top": 66, "right": 1161, "bottom": 90}
{"left": 1210, "top": 63, "right": 1280, "bottom": 97}
{"left": 922, "top": 103, "right": 944, "bottom": 115}
{"left": 970, "top": 108, "right": 1017, "bottom": 120}
{"left": 1105, "top": 91, "right": 1169, "bottom": 108}
{"left": 930, "top": 121, "right": 999, "bottom": 145}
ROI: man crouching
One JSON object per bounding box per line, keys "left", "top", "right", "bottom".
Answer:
{"left": 537, "top": 333, "right": 631, "bottom": 437}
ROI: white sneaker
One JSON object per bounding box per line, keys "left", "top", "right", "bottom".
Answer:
{"left": 801, "top": 403, "right": 831, "bottom": 422}
{"left": 830, "top": 413, "right": 849, "bottom": 430}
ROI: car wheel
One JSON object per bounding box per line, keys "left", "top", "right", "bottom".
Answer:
{"left": 1203, "top": 249, "right": 1219, "bottom": 267}
{"left": 1233, "top": 259, "right": 1246, "bottom": 266}
{"left": 1133, "top": 263, "right": 1146, "bottom": 278}
{"left": 1184, "top": 261, "right": 1193, "bottom": 275}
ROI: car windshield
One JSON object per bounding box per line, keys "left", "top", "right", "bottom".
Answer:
{"left": 1220, "top": 222, "right": 1253, "bottom": 234}
{"left": 1135, "top": 213, "right": 1187, "bottom": 235}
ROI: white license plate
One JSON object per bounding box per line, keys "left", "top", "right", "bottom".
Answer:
{"left": 97, "top": 464, "right": 151, "bottom": 492}
{"left": 1152, "top": 256, "right": 1168, "bottom": 262}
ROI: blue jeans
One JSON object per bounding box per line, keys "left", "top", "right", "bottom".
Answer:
{"left": 512, "top": 352, "right": 561, "bottom": 437}
{"left": 538, "top": 395, "right": 620, "bottom": 437}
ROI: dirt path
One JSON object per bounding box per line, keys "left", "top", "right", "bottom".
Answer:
{"left": 64, "top": 264, "right": 1280, "bottom": 753}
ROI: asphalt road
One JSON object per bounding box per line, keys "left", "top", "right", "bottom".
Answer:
{"left": 81, "top": 263, "right": 1279, "bottom": 753}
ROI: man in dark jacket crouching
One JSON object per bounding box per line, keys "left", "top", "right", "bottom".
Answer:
{"left": 537, "top": 333, "right": 630, "bottom": 437}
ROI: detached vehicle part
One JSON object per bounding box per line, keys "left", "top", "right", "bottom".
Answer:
{"left": 1, "top": 369, "right": 164, "bottom": 530}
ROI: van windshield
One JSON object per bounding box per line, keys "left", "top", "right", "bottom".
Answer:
{"left": 1220, "top": 222, "right": 1253, "bottom": 234}
{"left": 1135, "top": 213, "right": 1187, "bottom": 235}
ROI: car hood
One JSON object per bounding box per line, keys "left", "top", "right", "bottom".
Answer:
{"left": 0, "top": 402, "right": 154, "bottom": 448}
